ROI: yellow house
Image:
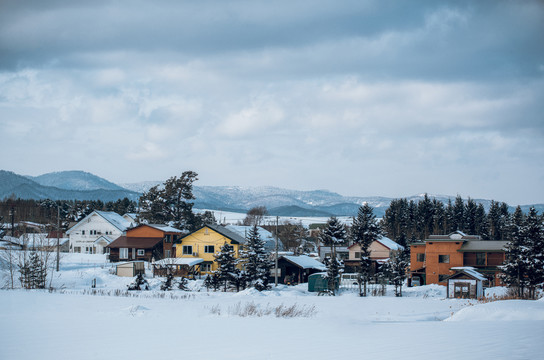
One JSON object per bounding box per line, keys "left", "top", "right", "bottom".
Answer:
{"left": 175, "top": 224, "right": 248, "bottom": 274}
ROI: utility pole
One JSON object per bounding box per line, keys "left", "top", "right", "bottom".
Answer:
{"left": 56, "top": 203, "right": 60, "bottom": 272}
{"left": 274, "top": 216, "right": 279, "bottom": 287}
{"left": 10, "top": 205, "right": 15, "bottom": 237}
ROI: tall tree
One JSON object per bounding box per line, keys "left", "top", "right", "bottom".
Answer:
{"left": 241, "top": 225, "right": 272, "bottom": 291}
{"left": 319, "top": 216, "right": 346, "bottom": 295}
{"left": 138, "top": 171, "right": 199, "bottom": 232}
{"left": 523, "top": 207, "right": 544, "bottom": 299}
{"left": 214, "top": 242, "right": 237, "bottom": 292}
{"left": 500, "top": 206, "right": 529, "bottom": 297}
{"left": 351, "top": 204, "right": 382, "bottom": 297}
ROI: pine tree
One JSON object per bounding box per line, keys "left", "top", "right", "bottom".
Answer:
{"left": 388, "top": 248, "right": 409, "bottom": 297}
{"left": 178, "top": 276, "right": 189, "bottom": 291}
{"left": 241, "top": 225, "right": 272, "bottom": 291}
{"left": 500, "top": 206, "right": 529, "bottom": 297}
{"left": 452, "top": 195, "right": 465, "bottom": 232}
{"left": 351, "top": 204, "right": 382, "bottom": 296}
{"left": 214, "top": 242, "right": 237, "bottom": 292}
{"left": 523, "top": 207, "right": 544, "bottom": 299}
{"left": 319, "top": 217, "right": 346, "bottom": 295}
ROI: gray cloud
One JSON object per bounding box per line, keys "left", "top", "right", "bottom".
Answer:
{"left": 0, "top": 0, "right": 543, "bottom": 205}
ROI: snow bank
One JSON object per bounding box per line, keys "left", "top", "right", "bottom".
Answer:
{"left": 447, "top": 299, "right": 544, "bottom": 321}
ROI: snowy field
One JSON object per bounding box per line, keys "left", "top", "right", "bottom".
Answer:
{"left": 1, "top": 254, "right": 544, "bottom": 360}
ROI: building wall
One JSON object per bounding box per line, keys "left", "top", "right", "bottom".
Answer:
{"left": 176, "top": 227, "right": 240, "bottom": 274}
{"left": 348, "top": 242, "right": 394, "bottom": 261}
{"left": 68, "top": 214, "right": 124, "bottom": 253}
{"left": 410, "top": 244, "right": 426, "bottom": 271}
{"left": 423, "top": 241, "right": 464, "bottom": 285}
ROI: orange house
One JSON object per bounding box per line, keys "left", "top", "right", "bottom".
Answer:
{"left": 107, "top": 224, "right": 184, "bottom": 262}
{"left": 410, "top": 231, "right": 507, "bottom": 286}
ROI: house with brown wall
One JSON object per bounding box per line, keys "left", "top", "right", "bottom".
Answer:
{"left": 409, "top": 231, "right": 507, "bottom": 286}
{"left": 107, "top": 224, "right": 183, "bottom": 262}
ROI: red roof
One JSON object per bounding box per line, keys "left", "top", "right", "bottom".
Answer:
{"left": 107, "top": 236, "right": 163, "bottom": 249}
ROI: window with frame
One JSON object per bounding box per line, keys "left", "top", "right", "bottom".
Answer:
{"left": 438, "top": 255, "right": 450, "bottom": 263}
{"left": 204, "top": 245, "right": 215, "bottom": 253}
{"left": 417, "top": 253, "right": 425, "bottom": 262}
{"left": 81, "top": 230, "right": 85, "bottom": 235}
{"left": 165, "top": 250, "right": 171, "bottom": 258}
{"left": 201, "top": 262, "right": 212, "bottom": 272}
{"left": 182, "top": 245, "right": 193, "bottom": 255}
{"left": 137, "top": 249, "right": 145, "bottom": 256}
{"left": 120, "top": 248, "right": 128, "bottom": 259}
{"left": 476, "top": 253, "right": 486, "bottom": 266}
{"left": 354, "top": 252, "right": 361, "bottom": 259}
{"left": 164, "top": 235, "right": 171, "bottom": 243}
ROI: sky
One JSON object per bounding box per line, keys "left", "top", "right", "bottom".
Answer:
{"left": 0, "top": 0, "right": 543, "bottom": 205}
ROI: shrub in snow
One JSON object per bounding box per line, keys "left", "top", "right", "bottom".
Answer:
{"left": 127, "top": 273, "right": 149, "bottom": 291}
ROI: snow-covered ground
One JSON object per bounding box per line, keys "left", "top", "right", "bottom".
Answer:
{"left": 1, "top": 254, "right": 543, "bottom": 360}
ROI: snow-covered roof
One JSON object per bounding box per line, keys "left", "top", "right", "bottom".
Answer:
{"left": 281, "top": 255, "right": 327, "bottom": 271}
{"left": 67, "top": 211, "right": 133, "bottom": 234}
{"left": 153, "top": 257, "right": 204, "bottom": 267}
{"left": 376, "top": 236, "right": 404, "bottom": 251}
{"left": 449, "top": 267, "right": 487, "bottom": 281}
{"left": 93, "top": 235, "right": 114, "bottom": 245}
{"left": 145, "top": 224, "right": 184, "bottom": 233}
{"left": 224, "top": 224, "right": 279, "bottom": 251}
{"left": 17, "top": 233, "right": 69, "bottom": 247}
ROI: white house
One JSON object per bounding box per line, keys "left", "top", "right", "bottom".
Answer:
{"left": 66, "top": 211, "right": 135, "bottom": 254}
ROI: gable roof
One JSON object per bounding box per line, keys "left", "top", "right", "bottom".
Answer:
{"left": 427, "top": 231, "right": 481, "bottom": 241}
{"left": 280, "top": 255, "right": 327, "bottom": 271}
{"left": 347, "top": 236, "right": 404, "bottom": 251}
{"left": 129, "top": 223, "right": 184, "bottom": 234}
{"left": 201, "top": 223, "right": 247, "bottom": 245}
{"left": 66, "top": 211, "right": 133, "bottom": 234}
{"left": 446, "top": 267, "right": 487, "bottom": 281}
{"left": 106, "top": 236, "right": 163, "bottom": 249}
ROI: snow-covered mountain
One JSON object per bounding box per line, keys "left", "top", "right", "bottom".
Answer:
{"left": 0, "top": 170, "right": 139, "bottom": 201}
{"left": 29, "top": 171, "right": 125, "bottom": 191}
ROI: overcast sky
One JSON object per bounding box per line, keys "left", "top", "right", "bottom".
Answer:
{"left": 1, "top": 0, "right": 543, "bottom": 205}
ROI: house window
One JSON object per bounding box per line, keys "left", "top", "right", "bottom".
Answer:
{"left": 74, "top": 247, "right": 81, "bottom": 253}
{"left": 204, "top": 245, "right": 215, "bottom": 253}
{"left": 164, "top": 235, "right": 171, "bottom": 243}
{"left": 165, "top": 250, "right": 171, "bottom": 258}
{"left": 201, "top": 262, "right": 212, "bottom": 272}
{"left": 476, "top": 253, "right": 486, "bottom": 266}
{"left": 182, "top": 245, "right": 193, "bottom": 255}
{"left": 137, "top": 249, "right": 145, "bottom": 256}
{"left": 120, "top": 248, "right": 128, "bottom": 259}
{"left": 417, "top": 253, "right": 425, "bottom": 262}
{"left": 354, "top": 252, "right": 361, "bottom": 259}
{"left": 81, "top": 230, "right": 85, "bottom": 235}
{"left": 438, "top": 255, "right": 450, "bottom": 263}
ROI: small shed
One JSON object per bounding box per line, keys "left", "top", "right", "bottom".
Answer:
{"left": 116, "top": 261, "right": 145, "bottom": 277}
{"left": 308, "top": 272, "right": 339, "bottom": 293}
{"left": 152, "top": 258, "right": 204, "bottom": 278}
{"left": 445, "top": 267, "right": 486, "bottom": 299}
{"left": 277, "top": 255, "right": 327, "bottom": 284}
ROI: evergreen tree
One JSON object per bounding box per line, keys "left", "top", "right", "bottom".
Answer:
{"left": 523, "top": 207, "right": 544, "bottom": 299}
{"left": 214, "top": 242, "right": 237, "bottom": 291}
{"left": 464, "top": 198, "right": 478, "bottom": 234}
{"left": 500, "top": 207, "right": 529, "bottom": 297}
{"left": 319, "top": 217, "right": 346, "bottom": 295}
{"left": 417, "top": 194, "right": 434, "bottom": 240}
{"left": 138, "top": 171, "right": 200, "bottom": 232}
{"left": 452, "top": 195, "right": 465, "bottom": 232}
{"left": 241, "top": 225, "right": 272, "bottom": 291}
{"left": 475, "top": 204, "right": 490, "bottom": 240}
{"left": 351, "top": 204, "right": 382, "bottom": 296}
{"left": 178, "top": 276, "right": 189, "bottom": 291}
{"left": 388, "top": 248, "right": 410, "bottom": 297}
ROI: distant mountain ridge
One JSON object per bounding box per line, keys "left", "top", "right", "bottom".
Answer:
{"left": 2, "top": 170, "right": 543, "bottom": 217}
{"left": 0, "top": 170, "right": 139, "bottom": 202}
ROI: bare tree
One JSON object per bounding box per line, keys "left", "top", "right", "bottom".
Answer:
{"left": 242, "top": 206, "right": 268, "bottom": 226}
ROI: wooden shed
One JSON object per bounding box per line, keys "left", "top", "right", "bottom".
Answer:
{"left": 445, "top": 267, "right": 486, "bottom": 299}
{"left": 277, "top": 255, "right": 327, "bottom": 284}
{"left": 152, "top": 257, "right": 204, "bottom": 278}
{"left": 116, "top": 261, "right": 145, "bottom": 277}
